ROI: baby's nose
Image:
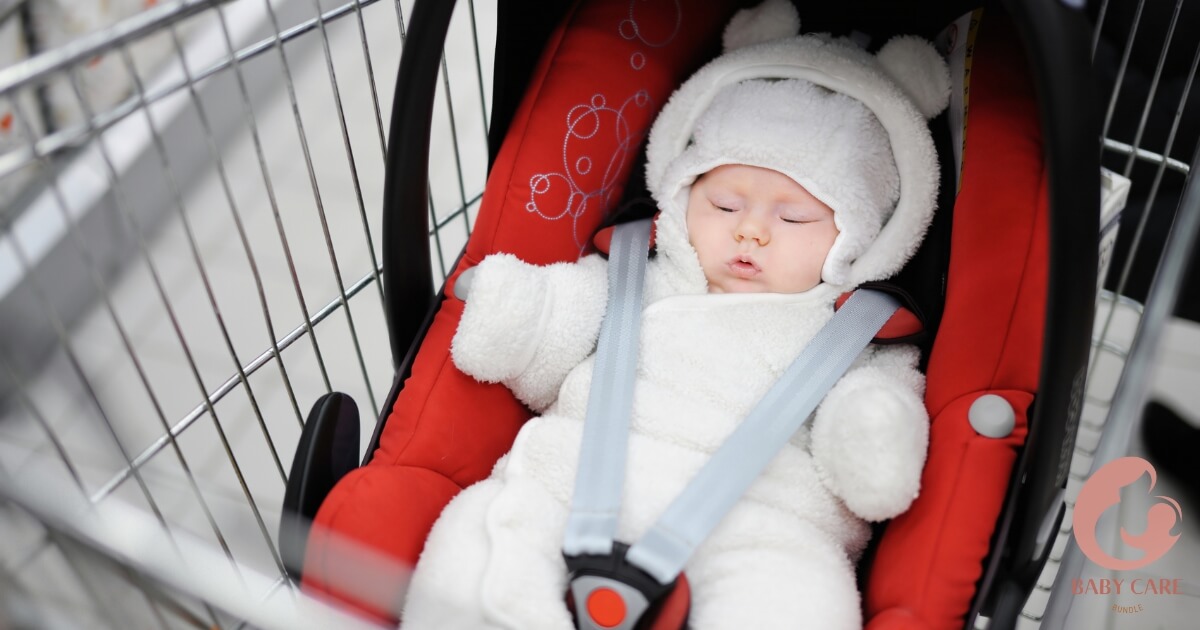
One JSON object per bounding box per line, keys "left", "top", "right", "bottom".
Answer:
{"left": 735, "top": 215, "right": 769, "bottom": 245}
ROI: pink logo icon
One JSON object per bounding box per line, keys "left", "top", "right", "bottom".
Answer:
{"left": 1074, "top": 457, "right": 1183, "bottom": 571}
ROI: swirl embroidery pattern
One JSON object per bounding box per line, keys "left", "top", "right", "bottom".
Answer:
{"left": 525, "top": 0, "right": 682, "bottom": 252}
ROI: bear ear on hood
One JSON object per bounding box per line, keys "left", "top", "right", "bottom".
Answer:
{"left": 876, "top": 35, "right": 952, "bottom": 119}
{"left": 724, "top": 2, "right": 950, "bottom": 121}
{"left": 722, "top": 0, "right": 800, "bottom": 52}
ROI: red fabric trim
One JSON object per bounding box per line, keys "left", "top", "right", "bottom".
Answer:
{"left": 649, "top": 573, "right": 691, "bottom": 630}
{"left": 835, "top": 291, "right": 924, "bottom": 341}
{"left": 591, "top": 216, "right": 660, "bottom": 256}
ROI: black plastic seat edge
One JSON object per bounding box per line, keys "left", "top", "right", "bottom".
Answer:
{"left": 280, "top": 392, "right": 361, "bottom": 581}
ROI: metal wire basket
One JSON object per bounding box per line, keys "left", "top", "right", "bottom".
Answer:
{"left": 0, "top": 0, "right": 1197, "bottom": 628}
{"left": 0, "top": 0, "right": 490, "bottom": 626}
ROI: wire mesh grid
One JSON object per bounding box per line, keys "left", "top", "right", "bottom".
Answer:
{"left": 0, "top": 0, "right": 492, "bottom": 626}
{"left": 0, "top": 0, "right": 1197, "bottom": 628}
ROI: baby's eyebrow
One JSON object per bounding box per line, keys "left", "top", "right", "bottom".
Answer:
{"left": 776, "top": 201, "right": 831, "bottom": 217}
{"left": 709, "top": 192, "right": 744, "bottom": 206}
{"left": 776, "top": 202, "right": 814, "bottom": 215}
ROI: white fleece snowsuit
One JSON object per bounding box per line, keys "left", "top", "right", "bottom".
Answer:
{"left": 401, "top": 245, "right": 928, "bottom": 630}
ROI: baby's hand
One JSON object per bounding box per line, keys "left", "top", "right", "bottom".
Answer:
{"left": 811, "top": 369, "right": 928, "bottom": 522}
{"left": 449, "top": 252, "right": 609, "bottom": 413}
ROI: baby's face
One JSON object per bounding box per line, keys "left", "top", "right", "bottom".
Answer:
{"left": 686, "top": 164, "right": 839, "bottom": 294}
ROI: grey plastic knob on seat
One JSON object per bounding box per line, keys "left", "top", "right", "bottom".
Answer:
{"left": 968, "top": 394, "right": 1016, "bottom": 438}
{"left": 453, "top": 266, "right": 476, "bottom": 301}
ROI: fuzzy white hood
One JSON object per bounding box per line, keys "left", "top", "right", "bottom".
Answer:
{"left": 645, "top": 1, "right": 949, "bottom": 288}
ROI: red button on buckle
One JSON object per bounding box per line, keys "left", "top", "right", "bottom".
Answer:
{"left": 586, "top": 587, "right": 626, "bottom": 628}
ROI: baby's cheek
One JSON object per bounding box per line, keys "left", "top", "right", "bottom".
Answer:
{"left": 689, "top": 235, "right": 713, "bottom": 268}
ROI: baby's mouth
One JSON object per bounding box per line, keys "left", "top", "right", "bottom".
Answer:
{"left": 727, "top": 255, "right": 760, "bottom": 279}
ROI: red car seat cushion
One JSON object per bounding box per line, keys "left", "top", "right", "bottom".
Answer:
{"left": 303, "top": 0, "right": 737, "bottom": 621}
{"left": 866, "top": 12, "right": 1048, "bottom": 629}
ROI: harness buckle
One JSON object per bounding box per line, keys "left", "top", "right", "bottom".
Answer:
{"left": 565, "top": 542, "right": 686, "bottom": 630}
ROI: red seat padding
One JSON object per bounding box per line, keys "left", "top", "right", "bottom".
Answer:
{"left": 303, "top": 0, "right": 737, "bottom": 622}
{"left": 865, "top": 12, "right": 1047, "bottom": 629}
{"left": 302, "top": 465, "right": 459, "bottom": 622}
{"left": 835, "top": 291, "right": 924, "bottom": 342}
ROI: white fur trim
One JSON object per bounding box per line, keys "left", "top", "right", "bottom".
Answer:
{"left": 722, "top": 0, "right": 801, "bottom": 52}
{"left": 647, "top": 34, "right": 946, "bottom": 287}
{"left": 876, "top": 36, "right": 952, "bottom": 120}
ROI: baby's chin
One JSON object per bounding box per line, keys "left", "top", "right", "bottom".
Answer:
{"left": 705, "top": 276, "right": 822, "bottom": 295}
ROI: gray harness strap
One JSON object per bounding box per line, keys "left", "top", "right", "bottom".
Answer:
{"left": 625, "top": 288, "right": 900, "bottom": 583}
{"left": 562, "top": 218, "right": 900, "bottom": 587}
{"left": 562, "top": 218, "right": 654, "bottom": 557}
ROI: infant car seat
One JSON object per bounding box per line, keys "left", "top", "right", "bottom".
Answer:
{"left": 282, "top": 1, "right": 1100, "bottom": 628}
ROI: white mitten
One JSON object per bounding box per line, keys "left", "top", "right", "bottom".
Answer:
{"left": 811, "top": 365, "right": 929, "bottom": 522}
{"left": 451, "top": 253, "right": 608, "bottom": 412}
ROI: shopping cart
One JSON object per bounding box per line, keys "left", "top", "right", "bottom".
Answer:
{"left": 0, "top": 0, "right": 1196, "bottom": 629}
